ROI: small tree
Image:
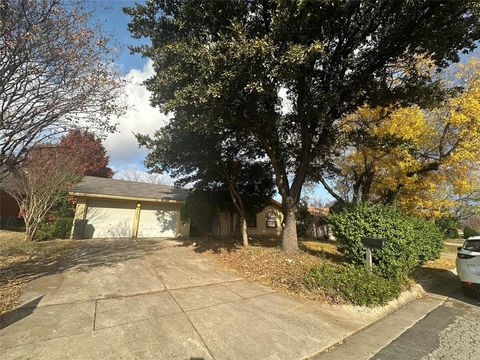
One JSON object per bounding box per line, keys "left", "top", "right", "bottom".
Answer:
{"left": 2, "top": 145, "right": 82, "bottom": 241}
{"left": 32, "top": 130, "right": 115, "bottom": 240}
{"left": 59, "top": 130, "right": 114, "bottom": 178}
{"left": 0, "top": 0, "right": 124, "bottom": 179}
{"left": 137, "top": 116, "right": 275, "bottom": 247}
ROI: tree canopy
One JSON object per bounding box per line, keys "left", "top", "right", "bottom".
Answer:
{"left": 322, "top": 58, "right": 480, "bottom": 218}
{"left": 0, "top": 0, "right": 124, "bottom": 179}
{"left": 60, "top": 130, "right": 114, "bottom": 178}
{"left": 137, "top": 112, "right": 275, "bottom": 245}
{"left": 126, "top": 0, "right": 480, "bottom": 251}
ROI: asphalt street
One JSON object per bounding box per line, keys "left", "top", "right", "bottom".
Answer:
{"left": 372, "top": 290, "right": 480, "bottom": 360}
{"left": 314, "top": 270, "right": 480, "bottom": 360}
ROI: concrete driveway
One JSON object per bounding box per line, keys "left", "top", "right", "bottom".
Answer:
{"left": 1, "top": 238, "right": 377, "bottom": 360}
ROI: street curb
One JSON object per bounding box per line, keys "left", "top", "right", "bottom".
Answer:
{"left": 308, "top": 269, "right": 459, "bottom": 359}
{"left": 330, "top": 282, "right": 425, "bottom": 323}
{"left": 306, "top": 284, "right": 425, "bottom": 359}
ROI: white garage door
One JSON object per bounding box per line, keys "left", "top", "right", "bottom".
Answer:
{"left": 137, "top": 203, "right": 178, "bottom": 238}
{"left": 84, "top": 199, "right": 135, "bottom": 238}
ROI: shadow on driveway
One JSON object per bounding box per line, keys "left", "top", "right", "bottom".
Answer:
{"left": 413, "top": 266, "right": 480, "bottom": 306}
{"left": 0, "top": 295, "right": 44, "bottom": 330}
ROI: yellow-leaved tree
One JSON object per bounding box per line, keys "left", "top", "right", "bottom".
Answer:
{"left": 320, "top": 58, "right": 480, "bottom": 218}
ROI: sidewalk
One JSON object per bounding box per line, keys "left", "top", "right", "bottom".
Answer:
{"left": 312, "top": 269, "right": 461, "bottom": 359}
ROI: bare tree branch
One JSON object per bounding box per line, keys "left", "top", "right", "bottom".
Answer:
{"left": 115, "top": 168, "right": 167, "bottom": 185}
{"left": 0, "top": 0, "right": 125, "bottom": 179}
{"left": 1, "top": 145, "right": 83, "bottom": 240}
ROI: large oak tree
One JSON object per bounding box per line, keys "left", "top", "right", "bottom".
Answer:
{"left": 126, "top": 0, "right": 480, "bottom": 251}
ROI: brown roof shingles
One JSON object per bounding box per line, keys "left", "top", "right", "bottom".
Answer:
{"left": 71, "top": 176, "right": 188, "bottom": 202}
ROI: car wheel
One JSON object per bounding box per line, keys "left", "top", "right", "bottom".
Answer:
{"left": 462, "top": 284, "right": 477, "bottom": 298}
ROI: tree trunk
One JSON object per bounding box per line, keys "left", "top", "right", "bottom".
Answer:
{"left": 281, "top": 198, "right": 298, "bottom": 252}
{"left": 224, "top": 174, "right": 249, "bottom": 247}
{"left": 240, "top": 216, "right": 248, "bottom": 248}
{"left": 24, "top": 219, "right": 38, "bottom": 241}
{"left": 25, "top": 223, "right": 32, "bottom": 241}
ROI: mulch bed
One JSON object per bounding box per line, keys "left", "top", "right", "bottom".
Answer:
{"left": 192, "top": 237, "right": 342, "bottom": 303}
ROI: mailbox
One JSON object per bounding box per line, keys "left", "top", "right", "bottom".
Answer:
{"left": 361, "top": 237, "right": 387, "bottom": 249}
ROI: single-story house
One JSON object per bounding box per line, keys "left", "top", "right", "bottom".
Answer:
{"left": 70, "top": 176, "right": 285, "bottom": 240}
{"left": 212, "top": 200, "right": 284, "bottom": 237}
{"left": 70, "top": 176, "right": 190, "bottom": 239}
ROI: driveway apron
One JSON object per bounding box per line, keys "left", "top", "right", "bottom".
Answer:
{"left": 1, "top": 237, "right": 368, "bottom": 360}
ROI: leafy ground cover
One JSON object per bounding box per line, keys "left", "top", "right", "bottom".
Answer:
{"left": 0, "top": 229, "right": 76, "bottom": 322}
{"left": 200, "top": 237, "right": 456, "bottom": 307}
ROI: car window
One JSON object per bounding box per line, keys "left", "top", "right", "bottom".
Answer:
{"left": 464, "top": 240, "right": 480, "bottom": 252}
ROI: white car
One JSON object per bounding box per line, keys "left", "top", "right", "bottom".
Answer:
{"left": 456, "top": 236, "right": 480, "bottom": 297}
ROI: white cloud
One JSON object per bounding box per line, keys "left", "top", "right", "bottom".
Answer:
{"left": 104, "top": 60, "right": 171, "bottom": 170}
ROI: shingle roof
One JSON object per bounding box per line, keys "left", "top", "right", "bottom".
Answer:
{"left": 71, "top": 176, "right": 188, "bottom": 202}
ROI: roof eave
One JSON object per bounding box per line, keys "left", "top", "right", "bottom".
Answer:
{"left": 69, "top": 191, "right": 185, "bottom": 204}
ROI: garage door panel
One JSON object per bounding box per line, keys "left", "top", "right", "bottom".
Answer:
{"left": 137, "top": 204, "right": 178, "bottom": 238}
{"left": 84, "top": 199, "right": 135, "bottom": 238}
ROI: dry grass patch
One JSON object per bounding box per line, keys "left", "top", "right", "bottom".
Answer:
{"left": 199, "top": 237, "right": 455, "bottom": 306}
{"left": 200, "top": 238, "right": 347, "bottom": 303}
{"left": 423, "top": 256, "right": 456, "bottom": 271}
{"left": 0, "top": 230, "right": 76, "bottom": 322}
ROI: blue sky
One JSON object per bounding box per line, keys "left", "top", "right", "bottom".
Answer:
{"left": 92, "top": 1, "right": 146, "bottom": 73}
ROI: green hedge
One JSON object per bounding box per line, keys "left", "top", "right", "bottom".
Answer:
{"left": 464, "top": 226, "right": 479, "bottom": 239}
{"left": 329, "top": 204, "right": 443, "bottom": 281}
{"left": 304, "top": 264, "right": 401, "bottom": 306}
{"left": 36, "top": 217, "right": 73, "bottom": 241}
{"left": 435, "top": 216, "right": 459, "bottom": 239}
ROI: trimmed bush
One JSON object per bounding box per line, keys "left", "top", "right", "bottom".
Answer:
{"left": 464, "top": 226, "right": 479, "bottom": 239}
{"left": 304, "top": 264, "right": 401, "bottom": 306}
{"left": 435, "top": 216, "right": 460, "bottom": 239}
{"left": 410, "top": 215, "right": 445, "bottom": 262}
{"left": 329, "top": 204, "right": 443, "bottom": 281}
{"left": 36, "top": 217, "right": 73, "bottom": 241}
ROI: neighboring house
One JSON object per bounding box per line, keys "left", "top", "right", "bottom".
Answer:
{"left": 307, "top": 207, "right": 332, "bottom": 240}
{"left": 0, "top": 189, "right": 21, "bottom": 227}
{"left": 212, "top": 200, "right": 284, "bottom": 237}
{"left": 70, "top": 176, "right": 190, "bottom": 239}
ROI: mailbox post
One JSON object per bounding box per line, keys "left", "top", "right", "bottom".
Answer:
{"left": 361, "top": 237, "right": 387, "bottom": 273}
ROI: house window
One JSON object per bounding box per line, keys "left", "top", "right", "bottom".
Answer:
{"left": 266, "top": 213, "right": 277, "bottom": 228}
{"left": 246, "top": 215, "right": 257, "bottom": 228}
